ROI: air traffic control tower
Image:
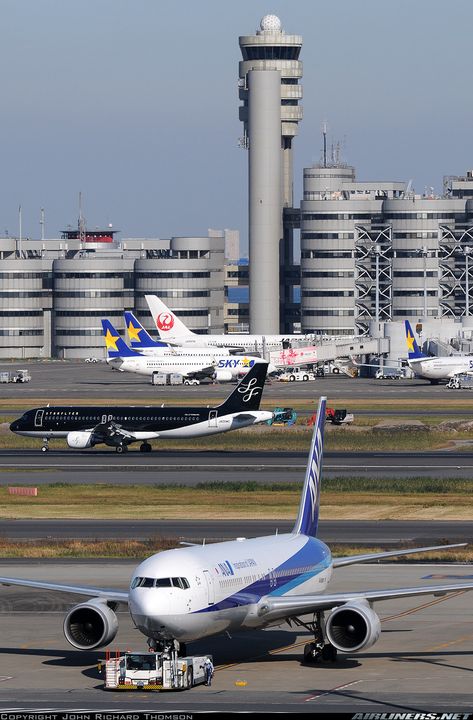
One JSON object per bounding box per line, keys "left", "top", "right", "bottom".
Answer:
{"left": 239, "top": 15, "right": 303, "bottom": 333}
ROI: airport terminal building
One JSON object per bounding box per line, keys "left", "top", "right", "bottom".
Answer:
{"left": 299, "top": 166, "right": 473, "bottom": 338}
{"left": 0, "top": 231, "right": 225, "bottom": 359}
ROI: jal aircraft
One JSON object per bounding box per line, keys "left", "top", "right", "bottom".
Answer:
{"left": 9, "top": 360, "right": 273, "bottom": 454}
{"left": 405, "top": 320, "right": 473, "bottom": 382}
{"left": 145, "top": 294, "right": 316, "bottom": 352}
{"left": 3, "top": 397, "right": 473, "bottom": 662}
{"left": 103, "top": 319, "right": 272, "bottom": 382}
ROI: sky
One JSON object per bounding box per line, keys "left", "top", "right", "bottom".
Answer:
{"left": 1, "top": 0, "right": 473, "bottom": 249}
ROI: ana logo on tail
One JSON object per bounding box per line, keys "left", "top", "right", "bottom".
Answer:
{"left": 156, "top": 312, "right": 174, "bottom": 331}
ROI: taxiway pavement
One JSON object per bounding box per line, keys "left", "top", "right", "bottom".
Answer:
{"left": 0, "top": 561, "right": 472, "bottom": 712}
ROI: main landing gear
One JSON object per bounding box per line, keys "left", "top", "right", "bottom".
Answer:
{"left": 139, "top": 442, "right": 152, "bottom": 453}
{"left": 290, "top": 611, "right": 338, "bottom": 663}
{"left": 115, "top": 444, "right": 128, "bottom": 454}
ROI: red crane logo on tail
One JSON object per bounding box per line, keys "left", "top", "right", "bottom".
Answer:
{"left": 156, "top": 312, "right": 174, "bottom": 331}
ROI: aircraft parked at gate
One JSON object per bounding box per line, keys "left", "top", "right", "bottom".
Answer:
{"left": 145, "top": 295, "right": 316, "bottom": 352}
{"left": 405, "top": 320, "right": 473, "bottom": 382}
{"left": 4, "top": 396, "right": 473, "bottom": 662}
{"left": 102, "top": 319, "right": 273, "bottom": 381}
{"left": 9, "top": 361, "right": 273, "bottom": 453}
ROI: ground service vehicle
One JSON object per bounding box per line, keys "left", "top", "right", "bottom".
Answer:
{"left": 267, "top": 407, "right": 297, "bottom": 426}
{"left": 278, "top": 367, "right": 315, "bottom": 382}
{"left": 0, "top": 369, "right": 31, "bottom": 383}
{"left": 325, "top": 407, "right": 354, "bottom": 425}
{"left": 446, "top": 374, "right": 473, "bottom": 390}
{"left": 375, "top": 368, "right": 403, "bottom": 380}
{"left": 151, "top": 372, "right": 184, "bottom": 386}
{"left": 103, "top": 649, "right": 212, "bottom": 691}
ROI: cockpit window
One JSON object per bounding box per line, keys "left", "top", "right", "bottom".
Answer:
{"left": 131, "top": 576, "right": 189, "bottom": 589}
{"left": 131, "top": 576, "right": 155, "bottom": 588}
{"left": 172, "top": 577, "right": 190, "bottom": 589}
{"left": 155, "top": 577, "right": 172, "bottom": 587}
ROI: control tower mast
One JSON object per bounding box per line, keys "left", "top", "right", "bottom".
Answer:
{"left": 239, "top": 15, "right": 303, "bottom": 333}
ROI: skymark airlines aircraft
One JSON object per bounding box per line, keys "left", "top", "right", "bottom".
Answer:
{"left": 3, "top": 397, "right": 473, "bottom": 662}
{"left": 9, "top": 361, "right": 273, "bottom": 453}
{"left": 103, "top": 319, "right": 272, "bottom": 382}
{"left": 405, "top": 320, "right": 473, "bottom": 382}
{"left": 145, "top": 295, "right": 316, "bottom": 352}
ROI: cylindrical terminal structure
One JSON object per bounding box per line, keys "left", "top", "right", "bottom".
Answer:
{"left": 248, "top": 69, "right": 281, "bottom": 334}
{"left": 52, "top": 256, "right": 133, "bottom": 359}
{"left": 134, "top": 235, "right": 225, "bottom": 335}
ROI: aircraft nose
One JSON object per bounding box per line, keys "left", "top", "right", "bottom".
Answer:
{"left": 10, "top": 420, "right": 20, "bottom": 432}
{"left": 129, "top": 588, "right": 170, "bottom": 626}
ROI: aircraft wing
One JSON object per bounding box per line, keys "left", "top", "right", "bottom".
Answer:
{"left": 187, "top": 365, "right": 216, "bottom": 380}
{"left": 332, "top": 542, "right": 467, "bottom": 568}
{"left": 258, "top": 579, "right": 473, "bottom": 623}
{"left": 0, "top": 576, "right": 129, "bottom": 604}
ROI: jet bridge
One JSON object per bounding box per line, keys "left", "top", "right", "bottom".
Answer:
{"left": 269, "top": 337, "right": 388, "bottom": 374}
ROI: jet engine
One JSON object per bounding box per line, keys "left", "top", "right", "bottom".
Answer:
{"left": 325, "top": 600, "right": 381, "bottom": 653}
{"left": 63, "top": 598, "right": 118, "bottom": 649}
{"left": 213, "top": 370, "right": 233, "bottom": 382}
{"left": 67, "top": 431, "right": 94, "bottom": 449}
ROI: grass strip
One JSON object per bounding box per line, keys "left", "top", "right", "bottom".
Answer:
{"left": 0, "top": 538, "right": 470, "bottom": 562}
{"left": 1, "top": 480, "right": 473, "bottom": 520}
{"left": 0, "top": 423, "right": 471, "bottom": 452}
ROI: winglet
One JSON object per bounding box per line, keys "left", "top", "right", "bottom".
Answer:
{"left": 405, "top": 320, "right": 426, "bottom": 359}
{"left": 145, "top": 295, "right": 196, "bottom": 340}
{"left": 292, "top": 396, "right": 326, "bottom": 537}
{"left": 124, "top": 311, "right": 167, "bottom": 349}
{"left": 101, "top": 319, "right": 138, "bottom": 358}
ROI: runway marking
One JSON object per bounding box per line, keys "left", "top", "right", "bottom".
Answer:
{"left": 303, "top": 679, "right": 363, "bottom": 702}
{"left": 427, "top": 634, "right": 473, "bottom": 651}
{"left": 0, "top": 676, "right": 13, "bottom": 682}
{"left": 381, "top": 590, "right": 466, "bottom": 622}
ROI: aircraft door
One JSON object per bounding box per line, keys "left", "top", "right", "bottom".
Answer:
{"left": 34, "top": 409, "right": 44, "bottom": 428}
{"left": 202, "top": 570, "right": 215, "bottom": 605}
{"left": 208, "top": 410, "right": 218, "bottom": 428}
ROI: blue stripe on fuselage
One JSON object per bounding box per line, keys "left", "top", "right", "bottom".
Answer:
{"left": 195, "top": 536, "right": 331, "bottom": 614}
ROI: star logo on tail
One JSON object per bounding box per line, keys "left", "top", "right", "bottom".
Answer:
{"left": 127, "top": 322, "right": 142, "bottom": 342}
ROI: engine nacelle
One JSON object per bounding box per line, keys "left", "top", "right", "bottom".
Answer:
{"left": 63, "top": 598, "right": 118, "bottom": 650}
{"left": 213, "top": 370, "right": 233, "bottom": 382}
{"left": 67, "top": 431, "right": 94, "bottom": 449}
{"left": 325, "top": 600, "right": 381, "bottom": 653}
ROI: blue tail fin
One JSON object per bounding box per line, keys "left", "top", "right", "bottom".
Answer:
{"left": 405, "top": 320, "right": 426, "bottom": 359}
{"left": 101, "top": 319, "right": 138, "bottom": 358}
{"left": 124, "top": 311, "right": 167, "bottom": 349}
{"left": 292, "top": 396, "right": 326, "bottom": 537}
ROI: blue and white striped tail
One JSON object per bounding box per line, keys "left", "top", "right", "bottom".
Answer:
{"left": 292, "top": 396, "right": 326, "bottom": 537}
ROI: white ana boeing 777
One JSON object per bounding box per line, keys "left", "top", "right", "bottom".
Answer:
{"left": 1, "top": 397, "right": 473, "bottom": 662}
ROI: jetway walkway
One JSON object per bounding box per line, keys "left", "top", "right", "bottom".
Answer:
{"left": 269, "top": 337, "right": 388, "bottom": 369}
